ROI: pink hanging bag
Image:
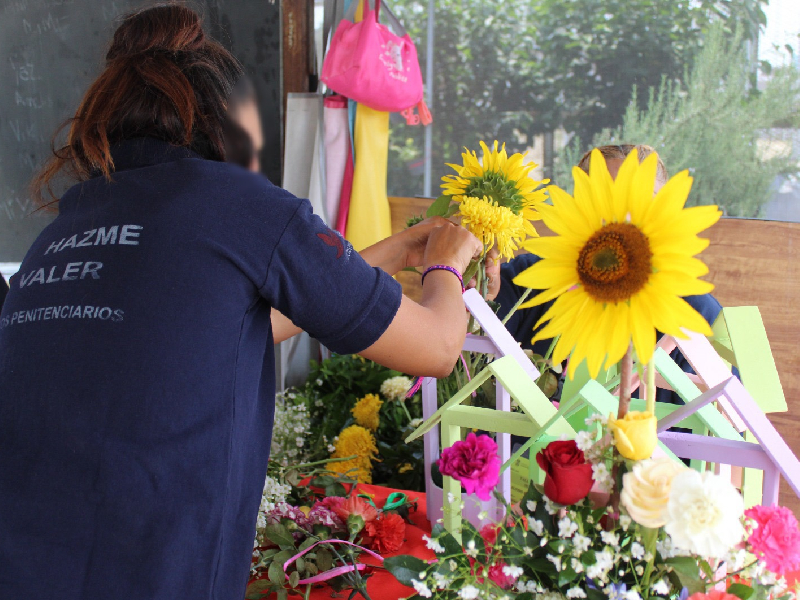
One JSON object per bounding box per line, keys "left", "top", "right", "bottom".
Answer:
{"left": 321, "top": 0, "right": 429, "bottom": 120}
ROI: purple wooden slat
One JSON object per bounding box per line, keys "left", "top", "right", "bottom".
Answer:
{"left": 656, "top": 378, "right": 734, "bottom": 432}
{"left": 462, "top": 289, "right": 539, "bottom": 380}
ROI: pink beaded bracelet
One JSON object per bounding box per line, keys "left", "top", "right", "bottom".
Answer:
{"left": 421, "top": 264, "right": 465, "bottom": 291}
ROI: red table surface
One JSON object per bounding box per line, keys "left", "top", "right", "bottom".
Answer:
{"left": 258, "top": 484, "right": 800, "bottom": 600}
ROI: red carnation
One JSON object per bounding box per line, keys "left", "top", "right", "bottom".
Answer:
{"left": 364, "top": 513, "right": 406, "bottom": 554}
{"left": 536, "top": 440, "right": 594, "bottom": 505}
{"left": 333, "top": 496, "right": 378, "bottom": 523}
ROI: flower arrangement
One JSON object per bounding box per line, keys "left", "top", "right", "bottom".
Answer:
{"left": 270, "top": 354, "right": 426, "bottom": 490}
{"left": 384, "top": 149, "right": 800, "bottom": 600}
{"left": 386, "top": 419, "right": 800, "bottom": 600}
{"left": 248, "top": 461, "right": 414, "bottom": 600}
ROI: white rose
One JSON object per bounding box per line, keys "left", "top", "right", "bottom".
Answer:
{"left": 664, "top": 470, "right": 745, "bottom": 559}
{"left": 620, "top": 457, "right": 686, "bottom": 528}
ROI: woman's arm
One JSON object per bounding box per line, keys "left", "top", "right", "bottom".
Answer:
{"left": 271, "top": 218, "right": 458, "bottom": 344}
{"left": 357, "top": 222, "right": 481, "bottom": 378}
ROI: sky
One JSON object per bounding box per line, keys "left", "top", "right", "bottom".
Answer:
{"left": 760, "top": 0, "right": 800, "bottom": 66}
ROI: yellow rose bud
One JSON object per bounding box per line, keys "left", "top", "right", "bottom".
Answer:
{"left": 620, "top": 457, "right": 687, "bottom": 528}
{"left": 607, "top": 410, "right": 657, "bottom": 460}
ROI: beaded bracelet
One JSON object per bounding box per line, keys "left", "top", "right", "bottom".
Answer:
{"left": 421, "top": 264, "right": 465, "bottom": 291}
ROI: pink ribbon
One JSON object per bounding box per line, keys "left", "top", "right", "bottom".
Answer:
{"left": 283, "top": 539, "right": 383, "bottom": 585}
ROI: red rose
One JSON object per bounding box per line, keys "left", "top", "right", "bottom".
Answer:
{"left": 536, "top": 440, "right": 594, "bottom": 506}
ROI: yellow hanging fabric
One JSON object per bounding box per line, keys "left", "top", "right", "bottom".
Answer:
{"left": 345, "top": 103, "right": 392, "bottom": 251}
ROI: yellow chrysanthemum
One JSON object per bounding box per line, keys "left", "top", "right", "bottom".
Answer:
{"left": 512, "top": 149, "right": 721, "bottom": 378}
{"left": 351, "top": 393, "right": 382, "bottom": 431}
{"left": 441, "top": 140, "right": 549, "bottom": 220}
{"left": 457, "top": 196, "right": 531, "bottom": 260}
{"left": 329, "top": 425, "right": 378, "bottom": 484}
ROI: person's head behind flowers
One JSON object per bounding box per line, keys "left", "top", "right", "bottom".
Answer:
{"left": 577, "top": 144, "right": 669, "bottom": 192}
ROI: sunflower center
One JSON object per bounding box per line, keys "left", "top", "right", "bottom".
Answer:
{"left": 577, "top": 223, "right": 652, "bottom": 303}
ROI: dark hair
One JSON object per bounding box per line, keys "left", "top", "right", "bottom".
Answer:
{"left": 34, "top": 4, "right": 243, "bottom": 206}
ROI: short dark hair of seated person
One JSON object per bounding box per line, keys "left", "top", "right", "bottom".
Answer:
{"left": 0, "top": 273, "right": 8, "bottom": 311}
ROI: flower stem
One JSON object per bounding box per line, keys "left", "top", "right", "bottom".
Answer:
{"left": 618, "top": 344, "right": 633, "bottom": 419}
{"left": 645, "top": 357, "right": 656, "bottom": 414}
{"left": 640, "top": 526, "right": 659, "bottom": 594}
{"left": 399, "top": 398, "right": 413, "bottom": 423}
{"left": 500, "top": 287, "right": 533, "bottom": 325}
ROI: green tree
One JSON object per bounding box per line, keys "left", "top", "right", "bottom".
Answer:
{"left": 386, "top": 0, "right": 767, "bottom": 197}
{"left": 556, "top": 25, "right": 800, "bottom": 217}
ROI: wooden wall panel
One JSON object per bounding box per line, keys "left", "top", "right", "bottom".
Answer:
{"left": 389, "top": 197, "right": 800, "bottom": 512}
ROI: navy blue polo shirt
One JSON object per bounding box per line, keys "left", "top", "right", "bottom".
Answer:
{"left": 0, "top": 138, "right": 401, "bottom": 599}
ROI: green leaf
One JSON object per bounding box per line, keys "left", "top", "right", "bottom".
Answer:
{"left": 325, "top": 482, "right": 347, "bottom": 497}
{"left": 316, "top": 548, "right": 333, "bottom": 572}
{"left": 244, "top": 579, "right": 274, "bottom": 600}
{"left": 383, "top": 555, "right": 430, "bottom": 586}
{"left": 666, "top": 556, "right": 700, "bottom": 578}
{"left": 426, "top": 194, "right": 453, "bottom": 218}
{"left": 727, "top": 583, "right": 755, "bottom": 600}
{"left": 310, "top": 475, "right": 335, "bottom": 487}
{"left": 288, "top": 571, "right": 301, "bottom": 588}
{"left": 276, "top": 588, "right": 288, "bottom": 600}
{"left": 431, "top": 524, "right": 464, "bottom": 556}
{"left": 268, "top": 560, "right": 286, "bottom": 585}
{"left": 699, "top": 559, "right": 715, "bottom": 580}
{"left": 264, "top": 523, "right": 295, "bottom": 548}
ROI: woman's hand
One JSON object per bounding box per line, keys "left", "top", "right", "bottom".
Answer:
{"left": 464, "top": 247, "right": 501, "bottom": 300}
{"left": 422, "top": 220, "right": 482, "bottom": 275}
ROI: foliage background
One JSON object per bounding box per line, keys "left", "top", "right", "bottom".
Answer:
{"left": 385, "top": 0, "right": 800, "bottom": 217}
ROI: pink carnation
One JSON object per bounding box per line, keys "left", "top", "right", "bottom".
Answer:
{"left": 744, "top": 504, "right": 800, "bottom": 574}
{"left": 308, "top": 502, "right": 346, "bottom": 532}
{"left": 438, "top": 433, "right": 500, "bottom": 501}
{"left": 687, "top": 591, "right": 741, "bottom": 600}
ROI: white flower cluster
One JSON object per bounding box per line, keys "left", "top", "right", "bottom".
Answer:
{"left": 253, "top": 474, "right": 291, "bottom": 548}
{"left": 270, "top": 391, "right": 312, "bottom": 466}
{"left": 380, "top": 375, "right": 414, "bottom": 401}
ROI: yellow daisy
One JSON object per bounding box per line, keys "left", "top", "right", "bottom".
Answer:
{"left": 351, "top": 393, "right": 382, "bottom": 431}
{"left": 512, "top": 149, "right": 721, "bottom": 378}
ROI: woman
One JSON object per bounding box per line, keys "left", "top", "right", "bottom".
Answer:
{"left": 0, "top": 6, "right": 479, "bottom": 600}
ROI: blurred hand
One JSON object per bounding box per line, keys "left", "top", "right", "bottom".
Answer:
{"left": 465, "top": 248, "right": 501, "bottom": 300}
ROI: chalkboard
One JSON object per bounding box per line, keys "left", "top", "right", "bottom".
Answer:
{"left": 0, "top": 0, "right": 282, "bottom": 262}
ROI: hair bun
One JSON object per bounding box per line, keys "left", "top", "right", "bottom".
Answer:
{"left": 106, "top": 5, "right": 205, "bottom": 62}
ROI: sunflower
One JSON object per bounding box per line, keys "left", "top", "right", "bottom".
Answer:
{"left": 512, "top": 149, "right": 721, "bottom": 378}
{"left": 441, "top": 141, "right": 549, "bottom": 257}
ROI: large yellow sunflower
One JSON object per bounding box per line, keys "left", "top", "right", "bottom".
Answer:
{"left": 512, "top": 149, "right": 721, "bottom": 378}
{"left": 441, "top": 141, "right": 549, "bottom": 258}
